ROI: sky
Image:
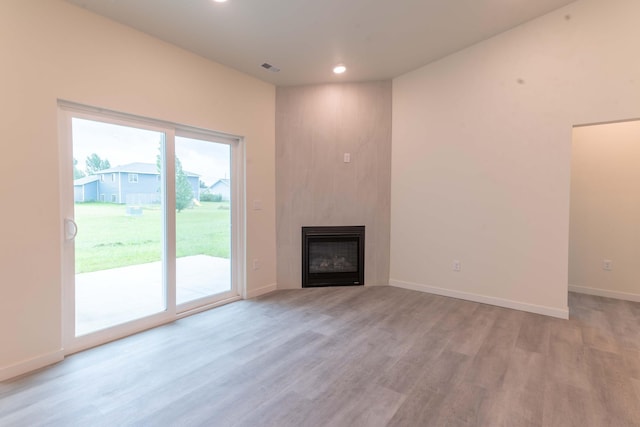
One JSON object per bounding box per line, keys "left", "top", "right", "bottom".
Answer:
{"left": 72, "top": 118, "right": 231, "bottom": 186}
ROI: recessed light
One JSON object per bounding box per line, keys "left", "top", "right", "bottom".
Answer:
{"left": 213, "top": 0, "right": 228, "bottom": 3}
{"left": 333, "top": 64, "right": 346, "bottom": 74}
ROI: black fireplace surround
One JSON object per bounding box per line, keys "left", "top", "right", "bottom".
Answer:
{"left": 302, "top": 226, "right": 365, "bottom": 287}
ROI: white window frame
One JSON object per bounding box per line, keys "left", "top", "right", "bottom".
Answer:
{"left": 174, "top": 129, "right": 245, "bottom": 313}
{"left": 58, "top": 100, "right": 245, "bottom": 355}
{"left": 128, "top": 173, "right": 139, "bottom": 183}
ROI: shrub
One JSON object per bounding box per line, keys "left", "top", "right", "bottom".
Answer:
{"left": 201, "top": 193, "right": 223, "bottom": 202}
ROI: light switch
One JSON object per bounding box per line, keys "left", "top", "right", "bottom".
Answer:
{"left": 343, "top": 153, "right": 351, "bottom": 163}
{"left": 253, "top": 199, "right": 262, "bottom": 210}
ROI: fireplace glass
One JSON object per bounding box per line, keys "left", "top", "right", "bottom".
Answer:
{"left": 302, "top": 226, "right": 364, "bottom": 287}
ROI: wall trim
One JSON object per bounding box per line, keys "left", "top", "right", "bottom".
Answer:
{"left": 389, "top": 279, "right": 569, "bottom": 319}
{"left": 0, "top": 349, "right": 64, "bottom": 382}
{"left": 247, "top": 283, "right": 278, "bottom": 299}
{"left": 568, "top": 284, "right": 640, "bottom": 303}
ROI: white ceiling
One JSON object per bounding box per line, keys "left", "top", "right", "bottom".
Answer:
{"left": 66, "top": 0, "right": 576, "bottom": 87}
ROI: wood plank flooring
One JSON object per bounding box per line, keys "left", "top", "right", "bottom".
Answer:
{"left": 1, "top": 287, "right": 639, "bottom": 426}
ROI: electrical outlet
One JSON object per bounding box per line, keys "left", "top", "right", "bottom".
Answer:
{"left": 603, "top": 259, "right": 612, "bottom": 271}
{"left": 453, "top": 260, "right": 461, "bottom": 272}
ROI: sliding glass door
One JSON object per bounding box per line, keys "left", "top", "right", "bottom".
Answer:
{"left": 71, "top": 118, "right": 168, "bottom": 336}
{"left": 175, "top": 135, "right": 233, "bottom": 307}
{"left": 60, "top": 104, "right": 242, "bottom": 352}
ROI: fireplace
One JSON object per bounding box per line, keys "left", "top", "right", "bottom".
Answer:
{"left": 302, "top": 226, "right": 365, "bottom": 287}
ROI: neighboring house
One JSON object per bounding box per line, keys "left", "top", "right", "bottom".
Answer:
{"left": 73, "top": 175, "right": 100, "bottom": 203}
{"left": 208, "top": 178, "right": 230, "bottom": 201}
{"left": 73, "top": 162, "right": 200, "bottom": 204}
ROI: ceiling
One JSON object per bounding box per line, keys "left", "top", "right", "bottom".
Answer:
{"left": 66, "top": 0, "right": 576, "bottom": 87}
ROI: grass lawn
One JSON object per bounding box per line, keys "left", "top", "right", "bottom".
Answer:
{"left": 74, "top": 202, "right": 230, "bottom": 273}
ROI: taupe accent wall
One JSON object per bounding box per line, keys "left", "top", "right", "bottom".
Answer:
{"left": 276, "top": 82, "right": 392, "bottom": 288}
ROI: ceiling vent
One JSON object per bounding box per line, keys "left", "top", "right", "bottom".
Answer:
{"left": 261, "top": 63, "right": 280, "bottom": 73}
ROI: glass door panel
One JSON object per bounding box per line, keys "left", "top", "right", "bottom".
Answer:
{"left": 175, "top": 136, "right": 231, "bottom": 305}
{"left": 71, "top": 118, "right": 166, "bottom": 336}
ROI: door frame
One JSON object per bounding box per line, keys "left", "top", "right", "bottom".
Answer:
{"left": 58, "top": 100, "right": 245, "bottom": 355}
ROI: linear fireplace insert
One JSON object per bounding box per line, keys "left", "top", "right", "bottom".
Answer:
{"left": 302, "top": 226, "right": 365, "bottom": 287}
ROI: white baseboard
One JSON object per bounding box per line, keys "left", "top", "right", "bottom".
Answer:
{"left": 389, "top": 279, "right": 569, "bottom": 319}
{"left": 246, "top": 283, "right": 278, "bottom": 299}
{"left": 568, "top": 284, "right": 640, "bottom": 302}
{"left": 0, "top": 349, "right": 64, "bottom": 382}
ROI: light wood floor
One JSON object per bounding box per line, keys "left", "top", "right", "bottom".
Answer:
{"left": 1, "top": 287, "right": 640, "bottom": 426}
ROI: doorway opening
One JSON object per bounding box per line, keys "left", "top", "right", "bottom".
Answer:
{"left": 569, "top": 118, "right": 640, "bottom": 303}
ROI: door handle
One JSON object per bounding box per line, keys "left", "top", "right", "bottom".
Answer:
{"left": 64, "top": 218, "right": 78, "bottom": 240}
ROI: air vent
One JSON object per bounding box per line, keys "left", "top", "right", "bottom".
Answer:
{"left": 261, "top": 63, "right": 280, "bottom": 73}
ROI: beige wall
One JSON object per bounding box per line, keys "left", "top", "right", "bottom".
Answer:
{"left": 570, "top": 120, "right": 640, "bottom": 300}
{"left": 276, "top": 82, "right": 392, "bottom": 288}
{"left": 391, "top": 0, "right": 640, "bottom": 317}
{"left": 0, "top": 0, "right": 275, "bottom": 378}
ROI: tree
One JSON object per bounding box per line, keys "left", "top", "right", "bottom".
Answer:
{"left": 175, "top": 157, "right": 194, "bottom": 212}
{"left": 156, "top": 144, "right": 193, "bottom": 212}
{"left": 73, "top": 158, "right": 86, "bottom": 179}
{"left": 85, "top": 153, "right": 111, "bottom": 175}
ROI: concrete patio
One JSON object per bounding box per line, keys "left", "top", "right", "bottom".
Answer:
{"left": 75, "top": 255, "right": 231, "bottom": 336}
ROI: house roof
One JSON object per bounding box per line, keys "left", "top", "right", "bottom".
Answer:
{"left": 73, "top": 175, "right": 100, "bottom": 186}
{"left": 209, "top": 178, "right": 230, "bottom": 189}
{"left": 97, "top": 162, "right": 199, "bottom": 177}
